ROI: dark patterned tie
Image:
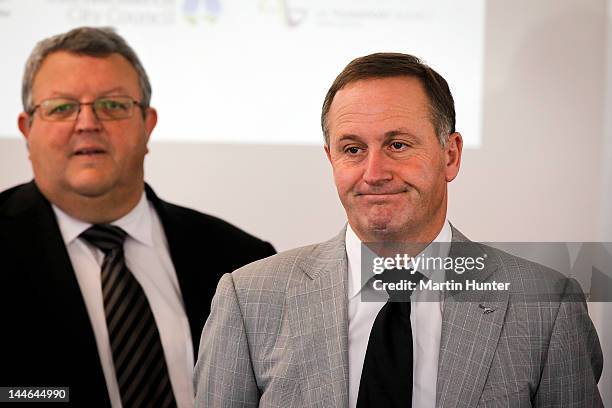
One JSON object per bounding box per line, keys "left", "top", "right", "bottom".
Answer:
{"left": 357, "top": 269, "right": 425, "bottom": 408}
{"left": 81, "top": 224, "right": 177, "bottom": 408}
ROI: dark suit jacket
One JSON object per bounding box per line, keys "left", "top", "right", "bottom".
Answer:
{"left": 0, "top": 181, "right": 275, "bottom": 407}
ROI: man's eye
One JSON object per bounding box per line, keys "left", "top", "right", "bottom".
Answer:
{"left": 390, "top": 141, "right": 408, "bottom": 150}
{"left": 98, "top": 100, "right": 128, "bottom": 110}
{"left": 50, "top": 103, "right": 77, "bottom": 114}
{"left": 344, "top": 146, "right": 362, "bottom": 154}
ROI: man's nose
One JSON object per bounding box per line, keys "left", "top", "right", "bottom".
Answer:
{"left": 363, "top": 150, "right": 393, "bottom": 185}
{"left": 74, "top": 103, "right": 102, "bottom": 132}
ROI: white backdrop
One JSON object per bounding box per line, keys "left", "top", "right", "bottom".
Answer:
{"left": 0, "top": 0, "right": 484, "bottom": 146}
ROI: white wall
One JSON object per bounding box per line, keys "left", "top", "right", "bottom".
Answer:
{"left": 1, "top": 0, "right": 610, "bottom": 401}
{"left": 2, "top": 0, "right": 607, "bottom": 249}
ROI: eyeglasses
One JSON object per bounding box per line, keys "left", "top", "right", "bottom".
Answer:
{"left": 30, "top": 96, "right": 145, "bottom": 122}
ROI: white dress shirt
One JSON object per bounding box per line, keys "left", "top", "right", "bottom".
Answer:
{"left": 346, "top": 221, "right": 452, "bottom": 408}
{"left": 52, "top": 193, "right": 194, "bottom": 408}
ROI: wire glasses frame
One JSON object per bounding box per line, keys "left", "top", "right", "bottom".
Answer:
{"left": 29, "top": 96, "right": 146, "bottom": 122}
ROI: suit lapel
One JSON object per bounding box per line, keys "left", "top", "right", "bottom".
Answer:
{"left": 285, "top": 231, "right": 350, "bottom": 407}
{"left": 436, "top": 228, "right": 509, "bottom": 407}
{"left": 145, "top": 184, "right": 202, "bottom": 353}
{"left": 3, "top": 182, "right": 110, "bottom": 404}
{"left": 10, "top": 182, "right": 102, "bottom": 347}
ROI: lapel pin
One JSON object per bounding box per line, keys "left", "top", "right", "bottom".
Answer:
{"left": 479, "top": 304, "right": 496, "bottom": 314}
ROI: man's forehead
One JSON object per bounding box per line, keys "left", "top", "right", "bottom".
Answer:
{"left": 330, "top": 100, "right": 425, "bottom": 121}
{"left": 328, "top": 78, "right": 431, "bottom": 133}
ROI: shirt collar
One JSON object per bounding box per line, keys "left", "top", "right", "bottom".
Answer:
{"left": 346, "top": 220, "right": 452, "bottom": 300}
{"left": 52, "top": 192, "right": 154, "bottom": 247}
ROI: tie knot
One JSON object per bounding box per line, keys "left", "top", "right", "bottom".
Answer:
{"left": 81, "top": 224, "right": 127, "bottom": 255}
{"left": 380, "top": 269, "right": 425, "bottom": 302}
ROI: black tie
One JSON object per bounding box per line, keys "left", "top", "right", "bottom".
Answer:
{"left": 357, "top": 269, "right": 425, "bottom": 408}
{"left": 81, "top": 224, "right": 177, "bottom": 408}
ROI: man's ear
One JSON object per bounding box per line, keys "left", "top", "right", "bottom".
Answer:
{"left": 18, "top": 112, "right": 32, "bottom": 150}
{"left": 143, "top": 107, "right": 158, "bottom": 154}
{"left": 324, "top": 143, "right": 332, "bottom": 164}
{"left": 144, "top": 107, "right": 157, "bottom": 138}
{"left": 18, "top": 112, "right": 31, "bottom": 138}
{"left": 444, "top": 132, "right": 463, "bottom": 182}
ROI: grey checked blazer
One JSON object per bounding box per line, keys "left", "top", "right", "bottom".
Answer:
{"left": 195, "top": 227, "right": 603, "bottom": 407}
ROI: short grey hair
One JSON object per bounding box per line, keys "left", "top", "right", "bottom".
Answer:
{"left": 22, "top": 26, "right": 151, "bottom": 114}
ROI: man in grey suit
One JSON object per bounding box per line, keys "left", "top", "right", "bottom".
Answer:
{"left": 194, "top": 53, "right": 603, "bottom": 407}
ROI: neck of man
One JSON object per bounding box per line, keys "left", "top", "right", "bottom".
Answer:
{"left": 38, "top": 181, "right": 145, "bottom": 224}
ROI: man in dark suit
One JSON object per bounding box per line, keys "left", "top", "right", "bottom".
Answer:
{"left": 0, "top": 26, "right": 275, "bottom": 407}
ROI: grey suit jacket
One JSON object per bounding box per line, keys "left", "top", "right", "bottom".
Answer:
{"left": 195, "top": 227, "right": 603, "bottom": 407}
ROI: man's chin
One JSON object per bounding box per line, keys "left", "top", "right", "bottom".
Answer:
{"left": 353, "top": 218, "right": 399, "bottom": 241}
{"left": 359, "top": 212, "right": 419, "bottom": 241}
{"left": 68, "top": 180, "right": 114, "bottom": 198}
{"left": 367, "top": 217, "right": 393, "bottom": 231}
